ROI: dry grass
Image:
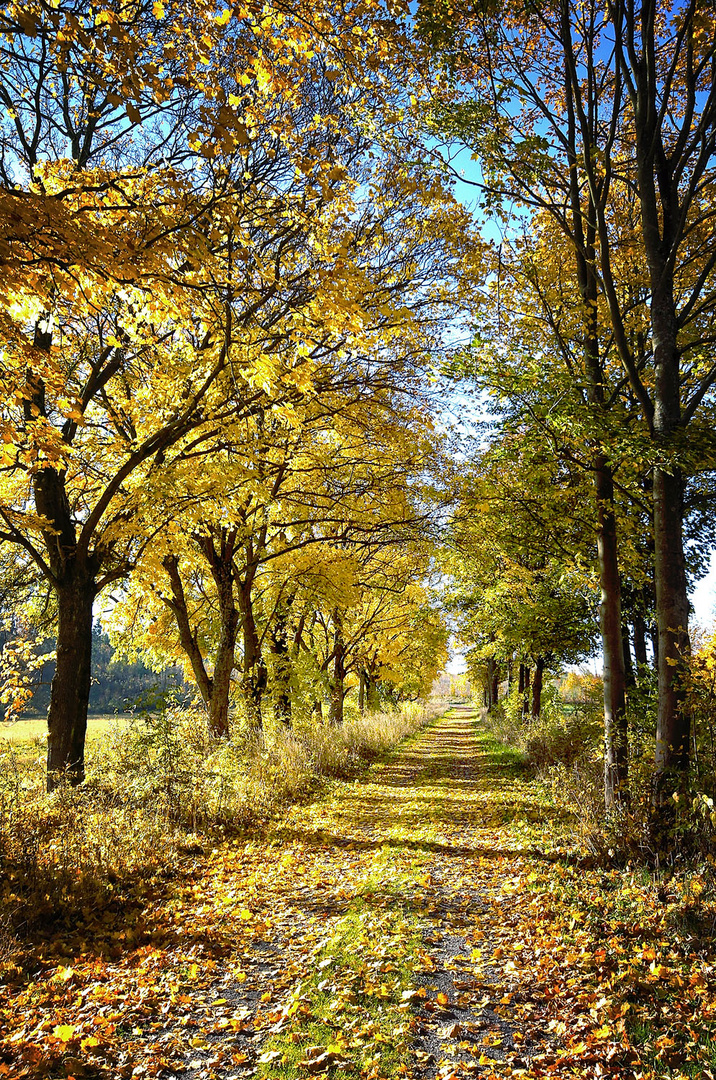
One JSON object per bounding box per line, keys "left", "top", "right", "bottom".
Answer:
{"left": 0, "top": 701, "right": 444, "bottom": 934}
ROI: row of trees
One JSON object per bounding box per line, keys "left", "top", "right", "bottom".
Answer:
{"left": 3, "top": 0, "right": 716, "bottom": 834}
{"left": 0, "top": 622, "right": 184, "bottom": 717}
{"left": 431, "top": 0, "right": 716, "bottom": 820}
{"left": 0, "top": 0, "right": 474, "bottom": 786}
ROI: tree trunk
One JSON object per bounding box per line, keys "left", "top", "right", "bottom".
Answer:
{"left": 163, "top": 551, "right": 236, "bottom": 738}
{"left": 560, "top": 24, "right": 630, "bottom": 807}
{"left": 164, "top": 554, "right": 214, "bottom": 708}
{"left": 595, "top": 458, "right": 629, "bottom": 808}
{"left": 365, "top": 668, "right": 379, "bottom": 713}
{"left": 25, "top": 329, "right": 101, "bottom": 791}
{"left": 27, "top": 344, "right": 100, "bottom": 790}
{"left": 530, "top": 657, "right": 544, "bottom": 720}
{"left": 650, "top": 620, "right": 659, "bottom": 672}
{"left": 328, "top": 609, "right": 346, "bottom": 725}
{"left": 358, "top": 670, "right": 366, "bottom": 714}
{"left": 652, "top": 465, "right": 691, "bottom": 797}
{"left": 208, "top": 623, "right": 235, "bottom": 738}
{"left": 47, "top": 573, "right": 96, "bottom": 790}
{"left": 630, "top": 73, "right": 692, "bottom": 807}
{"left": 622, "top": 623, "right": 635, "bottom": 688}
{"left": 329, "top": 682, "right": 346, "bottom": 725}
{"left": 522, "top": 665, "right": 531, "bottom": 719}
{"left": 238, "top": 581, "right": 266, "bottom": 729}
{"left": 633, "top": 610, "right": 648, "bottom": 670}
{"left": 207, "top": 553, "right": 239, "bottom": 738}
{"left": 485, "top": 657, "right": 499, "bottom": 710}
{"left": 241, "top": 658, "right": 266, "bottom": 729}
{"left": 273, "top": 685, "right": 292, "bottom": 727}
{"left": 269, "top": 609, "right": 292, "bottom": 728}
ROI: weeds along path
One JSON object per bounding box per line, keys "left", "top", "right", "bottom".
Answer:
{"left": 6, "top": 708, "right": 714, "bottom": 1080}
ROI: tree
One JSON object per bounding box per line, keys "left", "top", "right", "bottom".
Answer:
{"left": 291, "top": 543, "right": 447, "bottom": 722}
{"left": 0, "top": 0, "right": 458, "bottom": 785}
{"left": 444, "top": 429, "right": 599, "bottom": 718}
{"left": 110, "top": 349, "right": 453, "bottom": 730}
{"left": 461, "top": 203, "right": 655, "bottom": 801}
{"left": 423, "top": 0, "right": 716, "bottom": 808}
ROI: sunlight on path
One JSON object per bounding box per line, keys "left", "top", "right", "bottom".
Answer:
{"left": 243, "top": 705, "right": 562, "bottom": 1079}
{"left": 4, "top": 708, "right": 566, "bottom": 1080}
{"left": 9, "top": 708, "right": 712, "bottom": 1080}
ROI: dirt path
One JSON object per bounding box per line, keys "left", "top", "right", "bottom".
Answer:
{"left": 164, "top": 705, "right": 562, "bottom": 1079}
{"left": 5, "top": 708, "right": 566, "bottom": 1080}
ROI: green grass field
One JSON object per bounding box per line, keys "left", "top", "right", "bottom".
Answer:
{"left": 0, "top": 715, "right": 122, "bottom": 745}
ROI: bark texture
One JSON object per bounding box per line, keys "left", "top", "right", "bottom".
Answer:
{"left": 269, "top": 606, "right": 293, "bottom": 728}
{"left": 652, "top": 467, "right": 690, "bottom": 794}
{"left": 163, "top": 545, "right": 238, "bottom": 739}
{"left": 47, "top": 574, "right": 96, "bottom": 788}
{"left": 233, "top": 569, "right": 265, "bottom": 729}
{"left": 633, "top": 607, "right": 649, "bottom": 670}
{"left": 530, "top": 657, "right": 544, "bottom": 720}
{"left": 596, "top": 459, "right": 629, "bottom": 807}
{"left": 328, "top": 609, "right": 346, "bottom": 725}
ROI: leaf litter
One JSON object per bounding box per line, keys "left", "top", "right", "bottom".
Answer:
{"left": 3, "top": 705, "right": 716, "bottom": 1080}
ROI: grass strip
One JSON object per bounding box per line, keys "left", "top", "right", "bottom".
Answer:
{"left": 256, "top": 879, "right": 424, "bottom": 1079}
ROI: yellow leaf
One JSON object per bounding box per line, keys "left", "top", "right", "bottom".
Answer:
{"left": 436, "top": 991, "right": 449, "bottom": 1006}
{"left": 152, "top": 1, "right": 164, "bottom": 16}
{"left": 650, "top": 962, "right": 670, "bottom": 978}
{"left": 53, "top": 1025, "right": 76, "bottom": 1043}
{"left": 239, "top": 908, "right": 253, "bottom": 921}
{"left": 259, "top": 1050, "right": 283, "bottom": 1063}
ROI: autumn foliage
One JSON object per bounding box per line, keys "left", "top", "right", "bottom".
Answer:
{"left": 4, "top": 2, "right": 716, "bottom": 1079}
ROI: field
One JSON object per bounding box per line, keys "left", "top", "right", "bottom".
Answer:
{"left": 0, "top": 714, "right": 122, "bottom": 744}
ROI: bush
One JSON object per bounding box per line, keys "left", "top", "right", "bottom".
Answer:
{"left": 0, "top": 736, "right": 178, "bottom": 928}
{"left": 501, "top": 664, "right": 716, "bottom": 864}
{"left": 482, "top": 676, "right": 603, "bottom": 771}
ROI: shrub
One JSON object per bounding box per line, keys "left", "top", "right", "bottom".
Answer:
{"left": 482, "top": 676, "right": 603, "bottom": 771}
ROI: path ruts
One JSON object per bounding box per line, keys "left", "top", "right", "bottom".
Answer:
{"left": 164, "top": 706, "right": 560, "bottom": 1079}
